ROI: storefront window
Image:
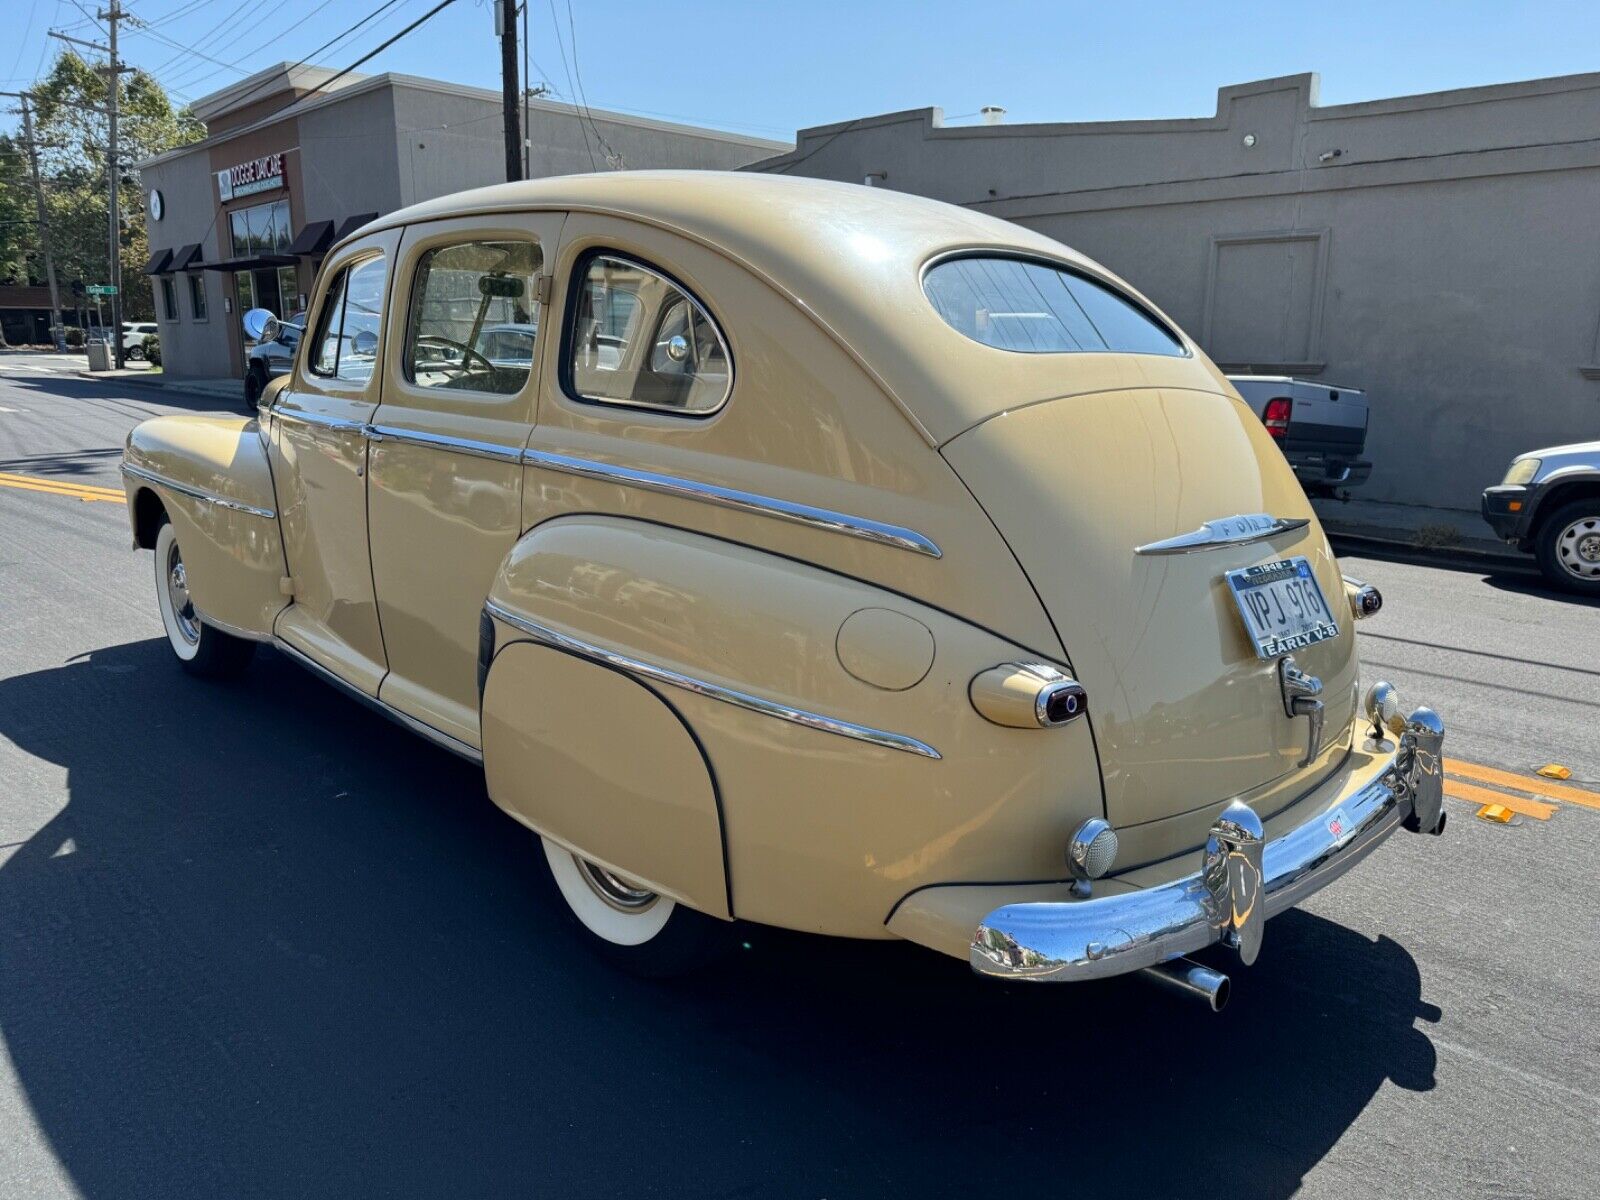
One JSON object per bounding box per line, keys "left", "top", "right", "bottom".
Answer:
{"left": 189, "top": 274, "right": 208, "bottom": 321}
{"left": 160, "top": 276, "right": 178, "bottom": 322}
{"left": 229, "top": 199, "right": 291, "bottom": 258}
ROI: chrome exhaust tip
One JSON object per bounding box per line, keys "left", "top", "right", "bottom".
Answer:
{"left": 1141, "top": 956, "right": 1231, "bottom": 1012}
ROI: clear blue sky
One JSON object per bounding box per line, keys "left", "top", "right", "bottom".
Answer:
{"left": 4, "top": 0, "right": 1598, "bottom": 140}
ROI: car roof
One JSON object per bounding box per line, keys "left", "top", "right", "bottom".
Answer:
{"left": 337, "top": 172, "right": 1215, "bottom": 444}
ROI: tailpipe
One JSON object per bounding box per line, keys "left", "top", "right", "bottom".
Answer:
{"left": 1140, "top": 956, "right": 1231, "bottom": 1012}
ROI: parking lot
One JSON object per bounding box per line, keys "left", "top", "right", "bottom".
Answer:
{"left": 1, "top": 359, "right": 1597, "bottom": 1199}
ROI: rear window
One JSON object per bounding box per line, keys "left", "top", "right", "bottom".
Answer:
{"left": 924, "top": 256, "right": 1184, "bottom": 356}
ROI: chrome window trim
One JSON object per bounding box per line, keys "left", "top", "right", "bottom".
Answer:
{"left": 562, "top": 250, "right": 734, "bottom": 418}
{"left": 273, "top": 637, "right": 484, "bottom": 764}
{"left": 121, "top": 462, "right": 277, "bottom": 519}
{"left": 520, "top": 447, "right": 942, "bottom": 559}
{"left": 364, "top": 424, "right": 524, "bottom": 464}
{"left": 484, "top": 601, "right": 941, "bottom": 759}
{"left": 1134, "top": 514, "right": 1310, "bottom": 556}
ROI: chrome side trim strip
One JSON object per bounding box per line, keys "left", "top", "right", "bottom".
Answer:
{"left": 272, "top": 637, "right": 484, "bottom": 765}
{"left": 520, "top": 448, "right": 943, "bottom": 559}
{"left": 484, "top": 601, "right": 942, "bottom": 759}
{"left": 192, "top": 602, "right": 274, "bottom": 643}
{"left": 271, "top": 407, "right": 368, "bottom": 435}
{"left": 121, "top": 462, "right": 278, "bottom": 519}
{"left": 365, "top": 424, "right": 524, "bottom": 464}
{"left": 1135, "top": 513, "right": 1310, "bottom": 556}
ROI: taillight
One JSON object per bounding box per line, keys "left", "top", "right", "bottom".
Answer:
{"left": 1262, "top": 396, "right": 1292, "bottom": 440}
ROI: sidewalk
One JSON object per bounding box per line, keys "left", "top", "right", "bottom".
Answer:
{"left": 1311, "top": 495, "right": 1528, "bottom": 570}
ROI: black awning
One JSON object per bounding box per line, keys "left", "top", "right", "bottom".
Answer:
{"left": 335, "top": 211, "right": 379, "bottom": 240}
{"left": 288, "top": 219, "right": 336, "bottom": 256}
{"left": 203, "top": 254, "right": 298, "bottom": 273}
{"left": 170, "top": 243, "right": 204, "bottom": 271}
{"left": 143, "top": 248, "right": 173, "bottom": 275}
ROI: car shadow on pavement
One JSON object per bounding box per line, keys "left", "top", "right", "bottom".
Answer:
{"left": 0, "top": 447, "right": 124, "bottom": 481}
{"left": 1482, "top": 571, "right": 1600, "bottom": 609}
{"left": 0, "top": 641, "right": 1439, "bottom": 1200}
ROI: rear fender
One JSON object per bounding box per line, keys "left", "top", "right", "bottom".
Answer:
{"left": 122, "top": 414, "right": 287, "bottom": 638}
{"left": 482, "top": 515, "right": 1103, "bottom": 938}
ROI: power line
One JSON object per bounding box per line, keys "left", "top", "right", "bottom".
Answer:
{"left": 544, "top": 0, "right": 592, "bottom": 169}
{"left": 563, "top": 0, "right": 621, "bottom": 168}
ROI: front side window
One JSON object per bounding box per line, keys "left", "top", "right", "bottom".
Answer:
{"left": 160, "top": 276, "right": 178, "bottom": 321}
{"left": 188, "top": 274, "right": 207, "bottom": 321}
{"left": 924, "top": 255, "right": 1185, "bottom": 356}
{"left": 308, "top": 255, "right": 386, "bottom": 385}
{"left": 565, "top": 253, "right": 731, "bottom": 414}
{"left": 404, "top": 239, "right": 541, "bottom": 396}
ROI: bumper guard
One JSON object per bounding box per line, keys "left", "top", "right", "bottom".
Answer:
{"left": 971, "top": 706, "right": 1444, "bottom": 983}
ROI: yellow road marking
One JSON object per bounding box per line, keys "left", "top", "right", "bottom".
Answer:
{"left": 1446, "top": 758, "right": 1600, "bottom": 811}
{"left": 1443, "top": 779, "right": 1557, "bottom": 820}
{"left": 0, "top": 473, "right": 125, "bottom": 504}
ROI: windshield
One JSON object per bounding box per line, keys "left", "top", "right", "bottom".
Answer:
{"left": 924, "top": 255, "right": 1184, "bottom": 356}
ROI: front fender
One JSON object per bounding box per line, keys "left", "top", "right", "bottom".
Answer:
{"left": 122, "top": 414, "right": 287, "bottom": 638}
{"left": 482, "top": 515, "right": 1103, "bottom": 939}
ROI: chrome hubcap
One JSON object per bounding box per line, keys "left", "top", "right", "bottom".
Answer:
{"left": 165, "top": 541, "right": 201, "bottom": 644}
{"left": 1556, "top": 517, "right": 1600, "bottom": 579}
{"left": 573, "top": 855, "right": 658, "bottom": 913}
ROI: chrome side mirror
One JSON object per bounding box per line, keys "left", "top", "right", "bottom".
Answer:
{"left": 664, "top": 334, "right": 690, "bottom": 362}
{"left": 242, "top": 307, "right": 278, "bottom": 342}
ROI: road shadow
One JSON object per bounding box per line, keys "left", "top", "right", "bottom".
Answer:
{"left": 1, "top": 372, "right": 242, "bottom": 418}
{"left": 0, "top": 641, "right": 1439, "bottom": 1200}
{"left": 1481, "top": 570, "right": 1600, "bottom": 609}
{"left": 0, "top": 446, "right": 124, "bottom": 481}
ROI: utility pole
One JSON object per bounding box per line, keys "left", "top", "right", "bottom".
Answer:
{"left": 497, "top": 0, "right": 521, "bottom": 182}
{"left": 1, "top": 91, "right": 67, "bottom": 350}
{"left": 50, "top": 14, "right": 130, "bottom": 366}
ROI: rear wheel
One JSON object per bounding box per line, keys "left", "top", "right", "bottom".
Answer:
{"left": 153, "top": 520, "right": 256, "bottom": 679}
{"left": 1534, "top": 500, "right": 1600, "bottom": 595}
{"left": 534, "top": 834, "right": 730, "bottom": 977}
{"left": 126, "top": 344, "right": 143, "bottom": 361}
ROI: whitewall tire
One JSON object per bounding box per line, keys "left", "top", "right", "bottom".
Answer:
{"left": 534, "top": 834, "right": 731, "bottom": 976}
{"left": 152, "top": 518, "right": 256, "bottom": 679}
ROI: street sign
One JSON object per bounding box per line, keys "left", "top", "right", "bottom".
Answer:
{"left": 85, "top": 284, "right": 118, "bottom": 296}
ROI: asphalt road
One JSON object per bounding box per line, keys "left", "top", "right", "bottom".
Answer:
{"left": 1, "top": 353, "right": 1596, "bottom": 1200}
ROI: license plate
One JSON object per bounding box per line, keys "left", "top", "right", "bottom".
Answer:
{"left": 1225, "top": 557, "right": 1339, "bottom": 659}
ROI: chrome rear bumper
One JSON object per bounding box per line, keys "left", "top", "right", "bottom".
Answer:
{"left": 971, "top": 706, "right": 1444, "bottom": 983}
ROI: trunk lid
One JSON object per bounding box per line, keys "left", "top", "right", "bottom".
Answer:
{"left": 943, "top": 386, "right": 1358, "bottom": 831}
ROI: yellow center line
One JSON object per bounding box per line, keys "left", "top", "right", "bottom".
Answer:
{"left": 1442, "top": 779, "right": 1557, "bottom": 820}
{"left": 0, "top": 470, "right": 125, "bottom": 496}
{"left": 1446, "top": 757, "right": 1600, "bottom": 811}
{"left": 0, "top": 474, "right": 126, "bottom": 504}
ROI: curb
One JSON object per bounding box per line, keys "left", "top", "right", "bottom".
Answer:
{"left": 1325, "top": 528, "right": 1535, "bottom": 575}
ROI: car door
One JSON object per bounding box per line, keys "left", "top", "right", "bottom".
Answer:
{"left": 267, "top": 228, "right": 399, "bottom": 694}
{"left": 366, "top": 213, "right": 564, "bottom": 748}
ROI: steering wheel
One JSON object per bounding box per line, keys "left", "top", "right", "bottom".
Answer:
{"left": 414, "top": 333, "right": 495, "bottom": 377}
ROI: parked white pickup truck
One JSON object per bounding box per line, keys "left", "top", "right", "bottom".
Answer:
{"left": 1229, "top": 376, "right": 1371, "bottom": 497}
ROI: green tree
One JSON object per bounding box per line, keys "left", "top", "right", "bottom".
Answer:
{"left": 26, "top": 51, "right": 202, "bottom": 321}
{"left": 0, "top": 133, "right": 36, "bottom": 286}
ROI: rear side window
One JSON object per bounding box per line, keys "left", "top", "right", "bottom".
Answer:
{"left": 309, "top": 255, "right": 387, "bottom": 384}
{"left": 564, "top": 253, "right": 731, "bottom": 415}
{"left": 924, "top": 255, "right": 1184, "bottom": 356}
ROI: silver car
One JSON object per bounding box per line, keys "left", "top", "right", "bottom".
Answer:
{"left": 1482, "top": 440, "right": 1600, "bottom": 593}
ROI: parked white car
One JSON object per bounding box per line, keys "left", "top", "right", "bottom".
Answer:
{"left": 121, "top": 322, "right": 159, "bottom": 359}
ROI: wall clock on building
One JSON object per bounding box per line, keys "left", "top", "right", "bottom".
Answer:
{"left": 149, "top": 190, "right": 164, "bottom": 221}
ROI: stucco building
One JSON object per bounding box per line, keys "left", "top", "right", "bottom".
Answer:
{"left": 752, "top": 72, "right": 1600, "bottom": 514}
{"left": 137, "top": 63, "right": 786, "bottom": 382}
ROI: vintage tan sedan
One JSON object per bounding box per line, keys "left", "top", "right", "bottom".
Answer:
{"left": 121, "top": 172, "right": 1444, "bottom": 1007}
